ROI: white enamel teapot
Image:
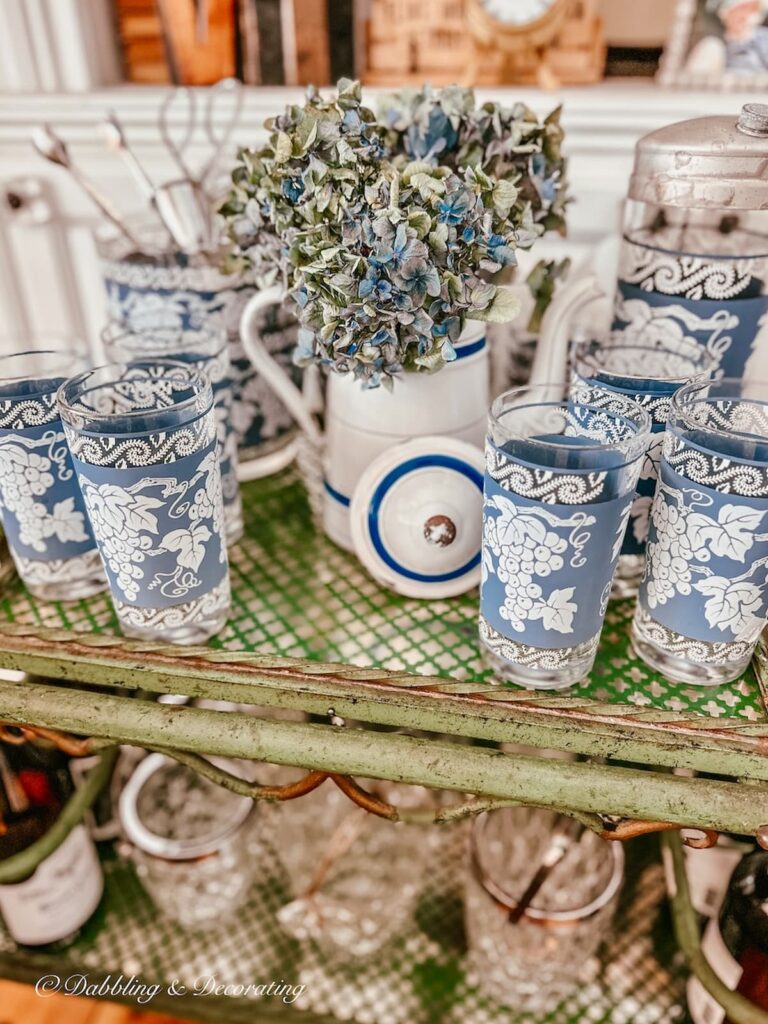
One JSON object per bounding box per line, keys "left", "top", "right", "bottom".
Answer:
{"left": 240, "top": 285, "right": 498, "bottom": 555}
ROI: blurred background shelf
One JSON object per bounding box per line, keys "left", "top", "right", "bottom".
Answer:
{"left": 0, "top": 0, "right": 673, "bottom": 91}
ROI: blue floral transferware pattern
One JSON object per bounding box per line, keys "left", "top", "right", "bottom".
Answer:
{"left": 100, "top": 253, "right": 298, "bottom": 461}
{"left": 0, "top": 388, "right": 101, "bottom": 590}
{"left": 63, "top": 371, "right": 230, "bottom": 636}
{"left": 480, "top": 441, "right": 634, "bottom": 673}
{"left": 636, "top": 425, "right": 768, "bottom": 668}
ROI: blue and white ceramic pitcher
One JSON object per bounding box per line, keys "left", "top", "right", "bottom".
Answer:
{"left": 97, "top": 230, "right": 300, "bottom": 480}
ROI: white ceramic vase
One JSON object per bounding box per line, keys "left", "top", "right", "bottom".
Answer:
{"left": 240, "top": 286, "right": 489, "bottom": 551}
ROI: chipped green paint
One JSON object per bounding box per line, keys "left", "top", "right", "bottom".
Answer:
{"left": 0, "top": 679, "right": 766, "bottom": 835}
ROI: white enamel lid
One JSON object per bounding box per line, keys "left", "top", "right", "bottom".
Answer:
{"left": 350, "top": 436, "right": 485, "bottom": 600}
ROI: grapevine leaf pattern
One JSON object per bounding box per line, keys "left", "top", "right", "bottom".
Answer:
{"left": 528, "top": 588, "right": 577, "bottom": 634}
{"left": 0, "top": 435, "right": 90, "bottom": 554}
{"left": 484, "top": 492, "right": 594, "bottom": 637}
{"left": 79, "top": 453, "right": 223, "bottom": 605}
{"left": 687, "top": 504, "right": 766, "bottom": 563}
{"left": 48, "top": 498, "right": 90, "bottom": 545}
{"left": 162, "top": 523, "right": 212, "bottom": 573}
{"left": 123, "top": 494, "right": 165, "bottom": 535}
{"left": 646, "top": 482, "right": 768, "bottom": 638}
{"left": 693, "top": 576, "right": 763, "bottom": 634}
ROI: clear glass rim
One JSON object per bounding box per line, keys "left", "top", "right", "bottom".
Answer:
{"left": 95, "top": 220, "right": 226, "bottom": 270}
{"left": 57, "top": 359, "right": 213, "bottom": 427}
{"left": 0, "top": 349, "right": 87, "bottom": 395}
{"left": 118, "top": 753, "right": 254, "bottom": 860}
{"left": 671, "top": 377, "right": 768, "bottom": 443}
{"left": 95, "top": 219, "right": 176, "bottom": 263}
{"left": 572, "top": 337, "right": 717, "bottom": 386}
{"left": 490, "top": 383, "right": 652, "bottom": 454}
{"left": 100, "top": 322, "right": 228, "bottom": 359}
{"left": 470, "top": 809, "right": 624, "bottom": 924}
{"left": 622, "top": 223, "right": 768, "bottom": 261}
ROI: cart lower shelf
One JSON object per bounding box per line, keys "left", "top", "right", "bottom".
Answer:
{"left": 0, "top": 833, "right": 687, "bottom": 1024}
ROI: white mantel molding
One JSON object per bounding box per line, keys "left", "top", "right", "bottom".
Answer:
{"left": 0, "top": 80, "right": 756, "bottom": 148}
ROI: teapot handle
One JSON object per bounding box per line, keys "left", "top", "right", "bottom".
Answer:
{"left": 239, "top": 286, "right": 322, "bottom": 442}
{"left": 527, "top": 273, "right": 608, "bottom": 399}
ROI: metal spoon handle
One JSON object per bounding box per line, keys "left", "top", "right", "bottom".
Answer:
{"left": 199, "top": 77, "right": 244, "bottom": 189}
{"left": 103, "top": 113, "right": 156, "bottom": 201}
{"left": 33, "top": 127, "right": 143, "bottom": 250}
{"left": 508, "top": 816, "right": 584, "bottom": 924}
{"left": 158, "top": 87, "right": 198, "bottom": 183}
{"left": 69, "top": 167, "right": 143, "bottom": 249}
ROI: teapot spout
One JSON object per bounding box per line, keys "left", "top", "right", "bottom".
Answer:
{"left": 527, "top": 274, "right": 608, "bottom": 399}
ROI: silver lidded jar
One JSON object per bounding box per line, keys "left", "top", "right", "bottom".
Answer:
{"left": 614, "top": 103, "right": 768, "bottom": 383}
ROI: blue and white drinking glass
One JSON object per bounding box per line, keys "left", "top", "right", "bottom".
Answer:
{"left": 101, "top": 322, "right": 243, "bottom": 544}
{"left": 480, "top": 384, "right": 651, "bottom": 689}
{"left": 0, "top": 351, "right": 105, "bottom": 600}
{"left": 633, "top": 378, "right": 768, "bottom": 686}
{"left": 57, "top": 361, "right": 230, "bottom": 644}
{"left": 573, "top": 336, "right": 716, "bottom": 596}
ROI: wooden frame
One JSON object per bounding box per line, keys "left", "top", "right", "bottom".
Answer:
{"left": 465, "top": 0, "right": 570, "bottom": 50}
{"left": 659, "top": 0, "right": 768, "bottom": 89}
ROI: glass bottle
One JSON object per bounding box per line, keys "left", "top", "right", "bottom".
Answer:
{"left": 688, "top": 851, "right": 768, "bottom": 1023}
{"left": 0, "top": 742, "right": 103, "bottom": 947}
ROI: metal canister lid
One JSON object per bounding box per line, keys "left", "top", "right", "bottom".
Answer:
{"left": 628, "top": 105, "right": 768, "bottom": 211}
{"left": 737, "top": 103, "right": 768, "bottom": 138}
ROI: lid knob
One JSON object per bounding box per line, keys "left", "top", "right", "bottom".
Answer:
{"left": 737, "top": 103, "right": 768, "bottom": 138}
{"left": 423, "top": 514, "right": 457, "bottom": 547}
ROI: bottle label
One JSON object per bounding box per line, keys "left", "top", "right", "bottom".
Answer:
{"left": 687, "top": 917, "right": 743, "bottom": 1024}
{"left": 0, "top": 824, "right": 103, "bottom": 945}
{"left": 685, "top": 843, "right": 747, "bottom": 919}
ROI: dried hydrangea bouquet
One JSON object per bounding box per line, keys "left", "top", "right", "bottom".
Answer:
{"left": 222, "top": 80, "right": 568, "bottom": 548}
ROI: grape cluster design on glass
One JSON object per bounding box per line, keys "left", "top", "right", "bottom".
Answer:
{"left": 644, "top": 481, "right": 768, "bottom": 642}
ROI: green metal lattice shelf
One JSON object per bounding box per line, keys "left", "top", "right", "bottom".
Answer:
{"left": 0, "top": 471, "right": 766, "bottom": 837}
